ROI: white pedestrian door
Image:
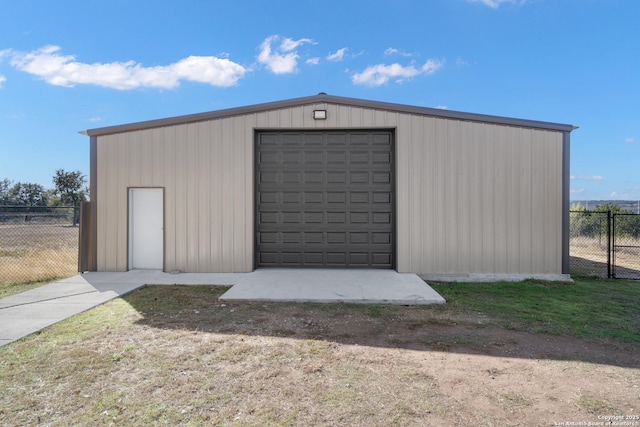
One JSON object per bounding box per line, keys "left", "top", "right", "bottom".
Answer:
{"left": 129, "top": 188, "right": 163, "bottom": 270}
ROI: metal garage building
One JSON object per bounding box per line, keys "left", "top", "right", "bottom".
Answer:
{"left": 80, "top": 93, "right": 575, "bottom": 281}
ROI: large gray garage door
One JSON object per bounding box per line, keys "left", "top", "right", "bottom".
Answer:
{"left": 256, "top": 130, "right": 394, "bottom": 268}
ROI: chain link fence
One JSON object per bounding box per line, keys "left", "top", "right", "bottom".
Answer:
{"left": 0, "top": 206, "right": 79, "bottom": 285}
{"left": 611, "top": 213, "right": 640, "bottom": 279}
{"left": 569, "top": 210, "right": 610, "bottom": 278}
{"left": 2, "top": 206, "right": 637, "bottom": 284}
{"left": 570, "top": 210, "right": 640, "bottom": 279}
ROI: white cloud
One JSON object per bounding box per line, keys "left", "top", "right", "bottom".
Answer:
{"left": 306, "top": 57, "right": 320, "bottom": 65}
{"left": 625, "top": 137, "right": 639, "bottom": 143}
{"left": 0, "top": 74, "right": 6, "bottom": 88}
{"left": 88, "top": 116, "right": 103, "bottom": 123}
{"left": 571, "top": 188, "right": 585, "bottom": 195}
{"left": 280, "top": 37, "right": 315, "bottom": 52}
{"left": 570, "top": 175, "right": 604, "bottom": 181}
{"left": 435, "top": 105, "right": 449, "bottom": 110}
{"left": 257, "top": 35, "right": 315, "bottom": 74}
{"left": 6, "top": 45, "right": 246, "bottom": 90}
{"left": 327, "top": 48, "right": 348, "bottom": 62}
{"left": 384, "top": 47, "right": 413, "bottom": 57}
{"left": 468, "top": 0, "right": 523, "bottom": 8}
{"left": 351, "top": 59, "right": 443, "bottom": 86}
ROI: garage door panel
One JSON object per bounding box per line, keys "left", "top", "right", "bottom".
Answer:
{"left": 282, "top": 172, "right": 301, "bottom": 184}
{"left": 327, "top": 252, "right": 347, "bottom": 264}
{"left": 260, "top": 152, "right": 280, "bottom": 164}
{"left": 282, "top": 232, "right": 302, "bottom": 243}
{"left": 260, "top": 231, "right": 391, "bottom": 247}
{"left": 282, "top": 192, "right": 301, "bottom": 203}
{"left": 373, "top": 172, "right": 392, "bottom": 183}
{"left": 373, "top": 212, "right": 392, "bottom": 224}
{"left": 350, "top": 232, "right": 369, "bottom": 244}
{"left": 259, "top": 252, "right": 278, "bottom": 264}
{"left": 327, "top": 172, "right": 347, "bottom": 184}
{"left": 373, "top": 134, "right": 391, "bottom": 145}
{"left": 373, "top": 192, "right": 391, "bottom": 203}
{"left": 305, "top": 151, "right": 324, "bottom": 163}
{"left": 327, "top": 134, "right": 348, "bottom": 145}
{"left": 350, "top": 192, "right": 368, "bottom": 203}
{"left": 259, "top": 172, "right": 279, "bottom": 184}
{"left": 281, "top": 134, "right": 302, "bottom": 146}
{"left": 350, "top": 152, "right": 369, "bottom": 163}
{"left": 350, "top": 172, "right": 369, "bottom": 184}
{"left": 304, "top": 172, "right": 323, "bottom": 184}
{"left": 257, "top": 130, "right": 394, "bottom": 268}
{"left": 349, "top": 134, "right": 370, "bottom": 145}
{"left": 350, "top": 212, "right": 369, "bottom": 223}
{"left": 327, "top": 151, "right": 347, "bottom": 164}
{"left": 304, "top": 212, "right": 323, "bottom": 223}
{"left": 260, "top": 192, "right": 278, "bottom": 203}
{"left": 282, "top": 212, "right": 301, "bottom": 224}
{"left": 259, "top": 250, "right": 392, "bottom": 268}
{"left": 327, "top": 192, "right": 346, "bottom": 203}
{"left": 260, "top": 134, "right": 279, "bottom": 146}
{"left": 282, "top": 151, "right": 302, "bottom": 164}
{"left": 327, "top": 212, "right": 346, "bottom": 223}
{"left": 372, "top": 253, "right": 392, "bottom": 265}
{"left": 304, "top": 232, "right": 323, "bottom": 243}
{"left": 259, "top": 212, "right": 278, "bottom": 223}
{"left": 373, "top": 152, "right": 392, "bottom": 163}
{"left": 327, "top": 232, "right": 347, "bottom": 244}
{"left": 304, "top": 252, "right": 324, "bottom": 264}
{"left": 350, "top": 253, "right": 370, "bottom": 265}
{"left": 281, "top": 252, "right": 302, "bottom": 264}
{"left": 259, "top": 232, "right": 279, "bottom": 244}
{"left": 304, "top": 192, "right": 323, "bottom": 203}
{"left": 373, "top": 232, "right": 392, "bottom": 244}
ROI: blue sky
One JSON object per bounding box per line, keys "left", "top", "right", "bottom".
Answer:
{"left": 0, "top": 0, "right": 638, "bottom": 201}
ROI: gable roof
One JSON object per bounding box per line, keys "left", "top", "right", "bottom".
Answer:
{"left": 81, "top": 93, "right": 577, "bottom": 137}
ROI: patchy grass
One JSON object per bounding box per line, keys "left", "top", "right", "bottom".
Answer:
{"left": 0, "top": 280, "right": 53, "bottom": 299}
{"left": 1, "top": 280, "right": 639, "bottom": 426}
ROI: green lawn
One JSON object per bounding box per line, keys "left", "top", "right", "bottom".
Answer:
{"left": 430, "top": 276, "right": 640, "bottom": 342}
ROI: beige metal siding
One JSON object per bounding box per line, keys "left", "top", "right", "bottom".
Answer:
{"left": 96, "top": 119, "right": 256, "bottom": 272}
{"left": 395, "top": 117, "right": 563, "bottom": 275}
{"left": 95, "top": 102, "right": 563, "bottom": 274}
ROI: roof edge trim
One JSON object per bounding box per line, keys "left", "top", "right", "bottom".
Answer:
{"left": 81, "top": 93, "right": 577, "bottom": 137}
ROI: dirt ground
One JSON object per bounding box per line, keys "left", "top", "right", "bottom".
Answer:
{"left": 2, "top": 286, "right": 639, "bottom": 426}
{"left": 179, "top": 302, "right": 640, "bottom": 426}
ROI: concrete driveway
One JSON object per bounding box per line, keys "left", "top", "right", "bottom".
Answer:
{"left": 0, "top": 269, "right": 445, "bottom": 347}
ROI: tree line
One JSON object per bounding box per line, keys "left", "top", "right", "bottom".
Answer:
{"left": 0, "top": 170, "right": 88, "bottom": 207}
{"left": 570, "top": 202, "right": 640, "bottom": 239}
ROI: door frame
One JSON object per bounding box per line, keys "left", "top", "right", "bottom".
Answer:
{"left": 128, "top": 187, "right": 165, "bottom": 270}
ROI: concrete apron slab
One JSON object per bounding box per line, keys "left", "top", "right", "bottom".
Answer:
{"left": 102, "top": 269, "right": 445, "bottom": 305}
{"left": 219, "top": 269, "right": 446, "bottom": 305}
{"left": 0, "top": 269, "right": 444, "bottom": 347}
